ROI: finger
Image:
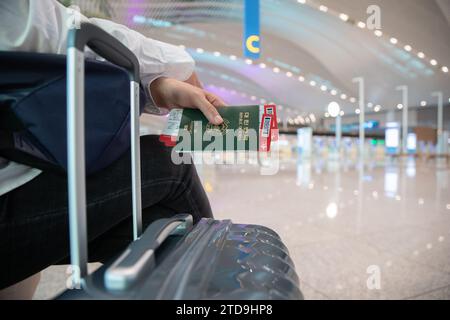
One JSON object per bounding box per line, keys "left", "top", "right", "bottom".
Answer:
{"left": 204, "top": 91, "right": 227, "bottom": 107}
{"left": 195, "top": 96, "right": 224, "bottom": 125}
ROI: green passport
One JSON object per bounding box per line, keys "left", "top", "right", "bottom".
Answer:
{"left": 161, "top": 105, "right": 265, "bottom": 151}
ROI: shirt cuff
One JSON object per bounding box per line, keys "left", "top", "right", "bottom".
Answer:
{"left": 142, "top": 75, "right": 169, "bottom": 115}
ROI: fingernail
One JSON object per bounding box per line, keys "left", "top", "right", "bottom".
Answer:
{"left": 214, "top": 115, "right": 223, "bottom": 124}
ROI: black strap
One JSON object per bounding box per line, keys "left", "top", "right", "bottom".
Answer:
{"left": 0, "top": 104, "right": 24, "bottom": 131}
{"left": 0, "top": 131, "right": 65, "bottom": 176}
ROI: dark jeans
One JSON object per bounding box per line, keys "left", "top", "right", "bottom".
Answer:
{"left": 0, "top": 135, "right": 212, "bottom": 289}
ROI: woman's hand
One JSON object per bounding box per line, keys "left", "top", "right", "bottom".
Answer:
{"left": 149, "top": 77, "right": 226, "bottom": 125}
{"left": 184, "top": 72, "right": 203, "bottom": 89}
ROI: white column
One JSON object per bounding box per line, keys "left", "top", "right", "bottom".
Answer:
{"left": 386, "top": 109, "right": 395, "bottom": 124}
{"left": 353, "top": 77, "right": 365, "bottom": 159}
{"left": 396, "top": 85, "right": 409, "bottom": 154}
{"left": 432, "top": 92, "right": 444, "bottom": 155}
{"left": 336, "top": 114, "right": 342, "bottom": 150}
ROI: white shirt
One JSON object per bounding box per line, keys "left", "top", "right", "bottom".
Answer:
{"left": 0, "top": 0, "right": 195, "bottom": 196}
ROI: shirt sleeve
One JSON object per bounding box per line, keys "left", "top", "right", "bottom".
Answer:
{"left": 89, "top": 17, "right": 195, "bottom": 85}
{"left": 0, "top": 0, "right": 195, "bottom": 88}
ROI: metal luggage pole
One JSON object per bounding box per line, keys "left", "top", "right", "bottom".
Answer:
{"left": 67, "top": 22, "right": 142, "bottom": 287}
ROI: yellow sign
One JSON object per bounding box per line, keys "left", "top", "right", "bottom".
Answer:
{"left": 246, "top": 35, "right": 260, "bottom": 54}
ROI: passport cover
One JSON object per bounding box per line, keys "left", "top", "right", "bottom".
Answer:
{"left": 161, "top": 105, "right": 265, "bottom": 151}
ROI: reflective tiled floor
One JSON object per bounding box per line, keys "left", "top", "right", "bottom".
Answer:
{"left": 34, "top": 151, "right": 450, "bottom": 300}
{"left": 202, "top": 155, "right": 450, "bottom": 300}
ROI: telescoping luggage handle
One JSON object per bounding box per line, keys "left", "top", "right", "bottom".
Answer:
{"left": 104, "top": 213, "right": 193, "bottom": 291}
{"left": 67, "top": 22, "right": 142, "bottom": 287}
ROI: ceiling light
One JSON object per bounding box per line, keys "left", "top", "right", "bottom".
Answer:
{"left": 357, "top": 21, "right": 366, "bottom": 29}
{"left": 286, "top": 71, "right": 293, "bottom": 77}
{"left": 417, "top": 52, "right": 425, "bottom": 59}
{"left": 339, "top": 13, "right": 349, "bottom": 21}
{"left": 350, "top": 97, "right": 357, "bottom": 103}
{"left": 397, "top": 104, "right": 404, "bottom": 110}
{"left": 340, "top": 110, "right": 345, "bottom": 116}
{"left": 310, "top": 80, "right": 317, "bottom": 87}
{"left": 404, "top": 45, "right": 412, "bottom": 52}
{"left": 355, "top": 108, "right": 360, "bottom": 114}
{"left": 340, "top": 94, "right": 347, "bottom": 100}
{"left": 327, "top": 101, "right": 341, "bottom": 118}
{"left": 420, "top": 101, "right": 427, "bottom": 107}
{"left": 430, "top": 59, "right": 438, "bottom": 66}
{"left": 319, "top": 5, "right": 328, "bottom": 12}
{"left": 196, "top": 48, "right": 204, "bottom": 53}
{"left": 259, "top": 63, "right": 266, "bottom": 68}
{"left": 320, "top": 85, "right": 327, "bottom": 91}
{"left": 245, "top": 59, "right": 253, "bottom": 65}
{"left": 230, "top": 55, "right": 237, "bottom": 60}
{"left": 367, "top": 102, "right": 373, "bottom": 108}
{"left": 442, "top": 66, "right": 449, "bottom": 73}
{"left": 374, "top": 105, "right": 381, "bottom": 112}
{"left": 331, "top": 89, "right": 337, "bottom": 95}
{"left": 297, "top": 0, "right": 306, "bottom": 4}
{"left": 298, "top": 76, "right": 305, "bottom": 82}
{"left": 390, "top": 37, "right": 398, "bottom": 44}
{"left": 325, "top": 112, "right": 330, "bottom": 118}
{"left": 213, "top": 51, "right": 221, "bottom": 57}
{"left": 273, "top": 67, "right": 280, "bottom": 73}
{"left": 374, "top": 30, "right": 383, "bottom": 37}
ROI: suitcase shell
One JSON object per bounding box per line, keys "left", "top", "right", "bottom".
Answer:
{"left": 60, "top": 22, "right": 302, "bottom": 300}
{"left": 59, "top": 218, "right": 302, "bottom": 300}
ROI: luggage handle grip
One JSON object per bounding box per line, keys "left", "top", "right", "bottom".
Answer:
{"left": 66, "top": 22, "right": 142, "bottom": 288}
{"left": 104, "top": 214, "right": 193, "bottom": 291}
{"left": 67, "top": 22, "right": 140, "bottom": 81}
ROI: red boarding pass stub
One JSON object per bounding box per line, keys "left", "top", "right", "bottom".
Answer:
{"left": 263, "top": 104, "right": 278, "bottom": 141}
{"left": 259, "top": 114, "right": 273, "bottom": 152}
{"left": 159, "top": 134, "right": 177, "bottom": 147}
{"left": 159, "top": 109, "right": 183, "bottom": 147}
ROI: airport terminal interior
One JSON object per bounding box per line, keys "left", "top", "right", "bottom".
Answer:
{"left": 25, "top": 0, "right": 450, "bottom": 299}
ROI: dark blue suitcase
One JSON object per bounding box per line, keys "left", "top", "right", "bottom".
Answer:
{"left": 58, "top": 22, "right": 302, "bottom": 300}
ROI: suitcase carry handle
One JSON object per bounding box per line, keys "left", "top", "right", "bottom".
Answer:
{"left": 67, "top": 23, "right": 140, "bottom": 80}
{"left": 104, "top": 214, "right": 193, "bottom": 291}
{"left": 67, "top": 22, "right": 142, "bottom": 288}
